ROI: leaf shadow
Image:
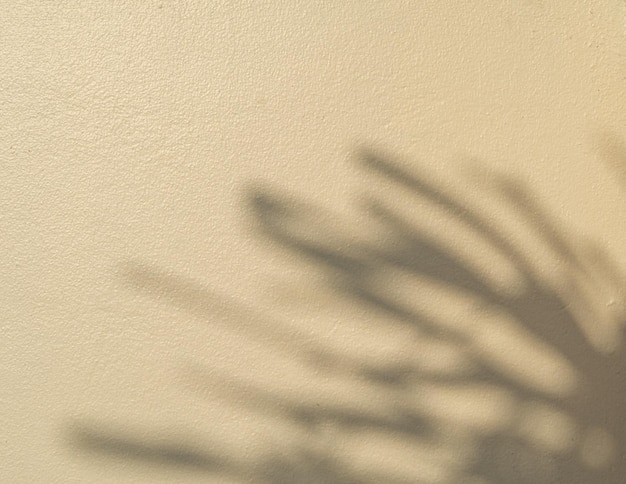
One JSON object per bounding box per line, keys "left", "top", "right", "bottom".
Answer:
{"left": 68, "top": 147, "right": 626, "bottom": 483}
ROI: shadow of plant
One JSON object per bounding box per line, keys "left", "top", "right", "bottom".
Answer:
{"left": 69, "top": 149, "right": 626, "bottom": 483}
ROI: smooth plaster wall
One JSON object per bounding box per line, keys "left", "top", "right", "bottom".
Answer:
{"left": 2, "top": 1, "right": 626, "bottom": 482}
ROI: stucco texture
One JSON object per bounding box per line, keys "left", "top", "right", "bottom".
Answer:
{"left": 2, "top": 1, "right": 626, "bottom": 482}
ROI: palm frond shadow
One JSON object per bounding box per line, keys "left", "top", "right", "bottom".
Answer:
{"left": 69, "top": 149, "right": 626, "bottom": 483}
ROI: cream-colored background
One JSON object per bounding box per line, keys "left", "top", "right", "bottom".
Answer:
{"left": 2, "top": 2, "right": 626, "bottom": 482}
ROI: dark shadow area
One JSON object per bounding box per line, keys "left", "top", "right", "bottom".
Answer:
{"left": 68, "top": 148, "right": 626, "bottom": 483}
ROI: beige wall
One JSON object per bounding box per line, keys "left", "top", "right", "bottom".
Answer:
{"left": 2, "top": 1, "right": 626, "bottom": 482}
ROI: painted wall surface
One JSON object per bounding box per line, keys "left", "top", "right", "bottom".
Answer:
{"left": 2, "top": 2, "right": 626, "bottom": 482}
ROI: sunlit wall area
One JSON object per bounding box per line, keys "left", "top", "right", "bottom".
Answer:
{"left": 2, "top": 2, "right": 626, "bottom": 482}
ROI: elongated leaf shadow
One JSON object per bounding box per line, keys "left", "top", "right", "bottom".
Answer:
{"left": 67, "top": 422, "right": 225, "bottom": 472}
